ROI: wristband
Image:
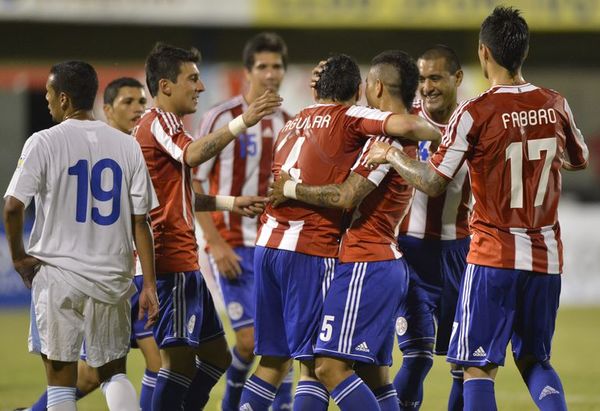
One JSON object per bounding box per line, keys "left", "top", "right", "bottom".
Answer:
{"left": 228, "top": 114, "right": 247, "bottom": 137}
{"left": 283, "top": 180, "right": 298, "bottom": 200}
{"left": 215, "top": 195, "right": 235, "bottom": 212}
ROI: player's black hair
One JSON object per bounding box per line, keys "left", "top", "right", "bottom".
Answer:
{"left": 49, "top": 61, "right": 98, "bottom": 111}
{"left": 243, "top": 32, "right": 288, "bottom": 70}
{"left": 480, "top": 6, "right": 529, "bottom": 75}
{"left": 145, "top": 42, "right": 201, "bottom": 97}
{"left": 371, "top": 50, "right": 419, "bottom": 109}
{"left": 103, "top": 77, "right": 144, "bottom": 105}
{"left": 314, "top": 54, "right": 361, "bottom": 102}
{"left": 419, "top": 44, "right": 462, "bottom": 74}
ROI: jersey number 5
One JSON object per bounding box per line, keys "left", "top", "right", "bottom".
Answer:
{"left": 68, "top": 159, "right": 123, "bottom": 225}
{"left": 505, "top": 137, "right": 557, "bottom": 209}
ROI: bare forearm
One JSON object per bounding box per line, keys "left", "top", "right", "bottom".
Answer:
{"left": 185, "top": 126, "right": 236, "bottom": 168}
{"left": 385, "top": 115, "right": 441, "bottom": 144}
{"left": 3, "top": 199, "right": 26, "bottom": 260}
{"left": 387, "top": 148, "right": 448, "bottom": 197}
{"left": 132, "top": 216, "right": 156, "bottom": 287}
{"left": 194, "top": 194, "right": 217, "bottom": 212}
{"left": 296, "top": 184, "right": 347, "bottom": 209}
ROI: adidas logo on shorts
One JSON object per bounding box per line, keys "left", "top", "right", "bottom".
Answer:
{"left": 240, "top": 403, "right": 255, "bottom": 411}
{"left": 539, "top": 385, "right": 560, "bottom": 400}
{"left": 355, "top": 342, "right": 370, "bottom": 352}
{"left": 472, "top": 346, "right": 487, "bottom": 357}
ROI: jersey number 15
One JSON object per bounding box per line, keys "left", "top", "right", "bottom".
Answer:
{"left": 68, "top": 158, "right": 122, "bottom": 225}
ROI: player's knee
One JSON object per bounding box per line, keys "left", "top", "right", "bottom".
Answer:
{"left": 235, "top": 327, "right": 255, "bottom": 360}
{"left": 97, "top": 356, "right": 127, "bottom": 383}
{"left": 314, "top": 357, "right": 351, "bottom": 389}
{"left": 514, "top": 355, "right": 552, "bottom": 377}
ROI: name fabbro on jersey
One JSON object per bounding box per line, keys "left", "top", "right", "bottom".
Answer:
{"left": 501, "top": 108, "right": 557, "bottom": 129}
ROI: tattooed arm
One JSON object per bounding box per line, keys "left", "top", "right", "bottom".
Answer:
{"left": 270, "top": 171, "right": 376, "bottom": 209}
{"left": 366, "top": 141, "right": 449, "bottom": 197}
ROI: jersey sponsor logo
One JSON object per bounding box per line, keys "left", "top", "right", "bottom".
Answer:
{"left": 227, "top": 301, "right": 244, "bottom": 321}
{"left": 472, "top": 346, "right": 487, "bottom": 357}
{"left": 355, "top": 341, "right": 370, "bottom": 352}
{"left": 187, "top": 314, "right": 196, "bottom": 335}
{"left": 395, "top": 316, "right": 408, "bottom": 336}
{"left": 539, "top": 385, "right": 560, "bottom": 400}
{"left": 17, "top": 154, "right": 26, "bottom": 169}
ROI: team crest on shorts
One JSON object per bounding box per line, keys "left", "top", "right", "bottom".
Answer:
{"left": 187, "top": 314, "right": 196, "bottom": 334}
{"left": 227, "top": 302, "right": 244, "bottom": 321}
{"left": 395, "top": 316, "right": 408, "bottom": 336}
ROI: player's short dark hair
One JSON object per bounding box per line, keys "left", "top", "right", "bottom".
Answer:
{"left": 480, "top": 6, "right": 529, "bottom": 75}
{"left": 103, "top": 77, "right": 144, "bottom": 105}
{"left": 419, "top": 44, "right": 462, "bottom": 74}
{"left": 371, "top": 50, "right": 419, "bottom": 109}
{"left": 243, "top": 32, "right": 288, "bottom": 70}
{"left": 145, "top": 42, "right": 201, "bottom": 97}
{"left": 49, "top": 61, "right": 98, "bottom": 111}
{"left": 314, "top": 54, "right": 361, "bottom": 102}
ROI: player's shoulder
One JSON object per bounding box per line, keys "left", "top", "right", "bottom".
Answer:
{"left": 142, "top": 107, "right": 184, "bottom": 137}
{"left": 202, "top": 95, "right": 244, "bottom": 124}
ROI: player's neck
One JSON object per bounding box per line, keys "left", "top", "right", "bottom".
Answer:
{"left": 379, "top": 95, "right": 407, "bottom": 115}
{"left": 154, "top": 98, "right": 183, "bottom": 118}
{"left": 244, "top": 87, "right": 260, "bottom": 105}
{"left": 427, "top": 102, "right": 456, "bottom": 125}
{"left": 62, "top": 109, "right": 94, "bottom": 122}
{"left": 489, "top": 67, "right": 526, "bottom": 88}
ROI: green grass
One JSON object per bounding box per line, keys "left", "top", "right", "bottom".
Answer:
{"left": 1, "top": 307, "right": 599, "bottom": 410}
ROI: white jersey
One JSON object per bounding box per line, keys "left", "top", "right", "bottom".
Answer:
{"left": 5, "top": 119, "right": 158, "bottom": 304}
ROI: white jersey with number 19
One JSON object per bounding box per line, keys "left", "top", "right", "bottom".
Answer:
{"left": 4, "top": 119, "right": 158, "bottom": 303}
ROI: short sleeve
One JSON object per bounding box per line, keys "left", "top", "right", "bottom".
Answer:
{"left": 150, "top": 111, "right": 192, "bottom": 163}
{"left": 344, "top": 105, "right": 393, "bottom": 147}
{"left": 351, "top": 136, "right": 393, "bottom": 186}
{"left": 129, "top": 143, "right": 159, "bottom": 215}
{"left": 4, "top": 134, "right": 47, "bottom": 207}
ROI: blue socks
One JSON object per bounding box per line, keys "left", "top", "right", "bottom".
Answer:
{"left": 31, "top": 387, "right": 86, "bottom": 411}
{"left": 273, "top": 366, "right": 294, "bottom": 410}
{"left": 331, "top": 374, "right": 380, "bottom": 411}
{"left": 152, "top": 368, "right": 192, "bottom": 411}
{"left": 293, "top": 380, "right": 329, "bottom": 411}
{"left": 373, "top": 384, "right": 400, "bottom": 411}
{"left": 463, "top": 378, "right": 497, "bottom": 411}
{"left": 239, "top": 374, "right": 278, "bottom": 411}
{"left": 184, "top": 358, "right": 226, "bottom": 410}
{"left": 222, "top": 348, "right": 254, "bottom": 411}
{"left": 394, "top": 350, "right": 434, "bottom": 410}
{"left": 140, "top": 369, "right": 158, "bottom": 411}
{"left": 521, "top": 361, "right": 567, "bottom": 411}
{"left": 448, "top": 369, "right": 464, "bottom": 411}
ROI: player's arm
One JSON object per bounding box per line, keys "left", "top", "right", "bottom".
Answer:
{"left": 270, "top": 170, "right": 376, "bottom": 209}
{"left": 184, "top": 90, "right": 282, "bottom": 168}
{"left": 3, "top": 196, "right": 41, "bottom": 288}
{"left": 366, "top": 141, "right": 449, "bottom": 197}
{"left": 131, "top": 213, "right": 159, "bottom": 329}
{"left": 384, "top": 113, "right": 442, "bottom": 145}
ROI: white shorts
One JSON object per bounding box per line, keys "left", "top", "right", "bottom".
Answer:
{"left": 29, "top": 265, "right": 131, "bottom": 367}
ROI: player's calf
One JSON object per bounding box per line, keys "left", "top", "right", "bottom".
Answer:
{"left": 515, "top": 357, "right": 567, "bottom": 411}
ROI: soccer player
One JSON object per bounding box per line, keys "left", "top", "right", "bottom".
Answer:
{"left": 3, "top": 61, "right": 159, "bottom": 411}
{"left": 366, "top": 7, "right": 589, "bottom": 411}
{"left": 192, "top": 32, "right": 293, "bottom": 411}
{"left": 237, "top": 53, "right": 441, "bottom": 411}
{"left": 135, "top": 42, "right": 281, "bottom": 411}
{"left": 393, "top": 45, "right": 471, "bottom": 411}
{"left": 269, "top": 50, "right": 422, "bottom": 411}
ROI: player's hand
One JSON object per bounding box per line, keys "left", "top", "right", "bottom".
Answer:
{"left": 366, "top": 141, "right": 393, "bottom": 169}
{"left": 232, "top": 196, "right": 268, "bottom": 217}
{"left": 242, "top": 89, "right": 283, "bottom": 127}
{"left": 208, "top": 236, "right": 242, "bottom": 280}
{"left": 310, "top": 60, "right": 327, "bottom": 89}
{"left": 139, "top": 285, "right": 159, "bottom": 329}
{"left": 269, "top": 170, "right": 292, "bottom": 208}
{"left": 13, "top": 254, "right": 41, "bottom": 289}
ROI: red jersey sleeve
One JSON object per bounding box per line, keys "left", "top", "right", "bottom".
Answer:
{"left": 562, "top": 98, "right": 589, "bottom": 169}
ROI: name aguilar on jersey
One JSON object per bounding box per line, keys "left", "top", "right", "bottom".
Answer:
{"left": 281, "top": 114, "right": 332, "bottom": 132}
{"left": 501, "top": 108, "right": 557, "bottom": 129}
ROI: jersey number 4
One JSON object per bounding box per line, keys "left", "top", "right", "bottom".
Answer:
{"left": 68, "top": 159, "right": 122, "bottom": 225}
{"left": 505, "top": 137, "right": 557, "bottom": 209}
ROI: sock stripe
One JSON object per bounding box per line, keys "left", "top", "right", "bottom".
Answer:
{"left": 451, "top": 369, "right": 464, "bottom": 379}
{"left": 142, "top": 374, "right": 158, "bottom": 387}
{"left": 198, "top": 362, "right": 224, "bottom": 381}
{"left": 158, "top": 369, "right": 192, "bottom": 388}
{"left": 231, "top": 350, "right": 253, "bottom": 371}
{"left": 376, "top": 389, "right": 397, "bottom": 401}
{"left": 227, "top": 379, "right": 245, "bottom": 388}
{"left": 47, "top": 386, "right": 77, "bottom": 408}
{"left": 282, "top": 368, "right": 294, "bottom": 384}
{"left": 245, "top": 379, "right": 276, "bottom": 401}
{"left": 295, "top": 386, "right": 330, "bottom": 403}
{"left": 464, "top": 377, "right": 494, "bottom": 383}
{"left": 332, "top": 377, "right": 362, "bottom": 404}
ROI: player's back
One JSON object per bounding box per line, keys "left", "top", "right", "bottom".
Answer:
{"left": 432, "top": 84, "right": 588, "bottom": 273}
{"left": 22, "top": 119, "right": 152, "bottom": 302}
{"left": 256, "top": 103, "right": 391, "bottom": 257}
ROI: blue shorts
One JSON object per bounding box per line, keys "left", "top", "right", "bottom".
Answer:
{"left": 447, "top": 264, "right": 561, "bottom": 367}
{"left": 130, "top": 276, "right": 155, "bottom": 348}
{"left": 210, "top": 246, "right": 255, "bottom": 330}
{"left": 397, "top": 236, "right": 469, "bottom": 355}
{"left": 154, "top": 271, "right": 224, "bottom": 349}
{"left": 253, "top": 246, "right": 335, "bottom": 360}
{"left": 315, "top": 259, "right": 410, "bottom": 366}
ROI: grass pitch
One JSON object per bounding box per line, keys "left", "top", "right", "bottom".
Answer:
{"left": 1, "top": 307, "right": 599, "bottom": 410}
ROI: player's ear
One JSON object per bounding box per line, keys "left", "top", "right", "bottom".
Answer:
{"left": 159, "top": 78, "right": 172, "bottom": 96}
{"left": 103, "top": 103, "right": 112, "bottom": 120}
{"left": 59, "top": 92, "right": 70, "bottom": 111}
{"left": 454, "top": 69, "right": 464, "bottom": 87}
{"left": 376, "top": 79, "right": 384, "bottom": 98}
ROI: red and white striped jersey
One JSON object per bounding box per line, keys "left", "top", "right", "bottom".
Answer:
{"left": 339, "top": 136, "right": 417, "bottom": 263}
{"left": 133, "top": 107, "right": 199, "bottom": 274}
{"left": 399, "top": 100, "right": 472, "bottom": 240}
{"left": 194, "top": 95, "right": 290, "bottom": 247}
{"left": 429, "top": 84, "right": 588, "bottom": 274}
{"left": 256, "top": 103, "right": 392, "bottom": 257}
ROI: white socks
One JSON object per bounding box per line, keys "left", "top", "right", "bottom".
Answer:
{"left": 100, "top": 373, "right": 139, "bottom": 411}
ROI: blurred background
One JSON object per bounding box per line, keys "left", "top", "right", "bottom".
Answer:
{"left": 0, "top": 0, "right": 599, "bottom": 408}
